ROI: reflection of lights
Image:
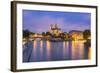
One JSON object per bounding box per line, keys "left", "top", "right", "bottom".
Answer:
{"left": 72, "top": 41, "right": 84, "bottom": 59}
{"left": 88, "top": 47, "right": 91, "bottom": 59}
{"left": 63, "top": 41, "right": 70, "bottom": 59}
{"left": 40, "top": 40, "right": 43, "bottom": 48}
{"left": 79, "top": 41, "right": 84, "bottom": 59}
{"left": 72, "top": 41, "right": 77, "bottom": 59}
{"left": 63, "top": 41, "right": 66, "bottom": 49}
{"left": 46, "top": 40, "right": 51, "bottom": 59}
{"left": 63, "top": 41, "right": 66, "bottom": 58}
{"left": 33, "top": 40, "right": 37, "bottom": 49}
{"left": 33, "top": 40, "right": 37, "bottom": 60}
{"left": 47, "top": 40, "right": 51, "bottom": 49}
{"left": 40, "top": 40, "right": 43, "bottom": 56}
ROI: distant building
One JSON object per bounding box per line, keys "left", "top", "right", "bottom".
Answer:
{"left": 27, "top": 24, "right": 84, "bottom": 40}
{"left": 49, "top": 24, "right": 62, "bottom": 37}
{"left": 64, "top": 32, "right": 69, "bottom": 39}
{"left": 69, "top": 30, "right": 83, "bottom": 40}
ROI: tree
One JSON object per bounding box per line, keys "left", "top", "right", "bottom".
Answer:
{"left": 42, "top": 32, "right": 46, "bottom": 36}
{"left": 23, "top": 30, "right": 30, "bottom": 38}
{"left": 83, "top": 30, "right": 91, "bottom": 40}
{"left": 46, "top": 32, "right": 51, "bottom": 36}
{"left": 60, "top": 33, "right": 66, "bottom": 40}
{"left": 29, "top": 31, "right": 35, "bottom": 35}
{"left": 23, "top": 30, "right": 35, "bottom": 39}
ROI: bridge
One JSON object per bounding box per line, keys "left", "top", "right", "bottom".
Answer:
{"left": 30, "top": 34, "right": 51, "bottom": 40}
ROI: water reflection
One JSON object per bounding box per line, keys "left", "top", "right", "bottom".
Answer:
{"left": 46, "top": 40, "right": 51, "bottom": 60}
{"left": 84, "top": 40, "right": 91, "bottom": 59}
{"left": 23, "top": 39, "right": 91, "bottom": 62}
{"left": 40, "top": 40, "right": 43, "bottom": 57}
{"left": 71, "top": 41, "right": 84, "bottom": 60}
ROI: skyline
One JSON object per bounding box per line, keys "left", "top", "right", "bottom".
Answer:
{"left": 23, "top": 10, "right": 91, "bottom": 33}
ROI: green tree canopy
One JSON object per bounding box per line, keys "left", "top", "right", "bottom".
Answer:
{"left": 45, "top": 32, "right": 51, "bottom": 36}
{"left": 23, "top": 30, "right": 30, "bottom": 38}
{"left": 42, "top": 32, "right": 46, "bottom": 36}
{"left": 83, "top": 30, "right": 91, "bottom": 39}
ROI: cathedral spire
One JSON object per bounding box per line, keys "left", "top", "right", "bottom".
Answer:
{"left": 55, "top": 24, "right": 58, "bottom": 28}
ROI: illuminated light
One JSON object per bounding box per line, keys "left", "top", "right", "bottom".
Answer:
{"left": 88, "top": 36, "right": 91, "bottom": 39}
{"left": 88, "top": 47, "right": 91, "bottom": 59}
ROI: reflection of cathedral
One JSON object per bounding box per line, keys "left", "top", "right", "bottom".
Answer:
{"left": 49, "top": 24, "right": 62, "bottom": 37}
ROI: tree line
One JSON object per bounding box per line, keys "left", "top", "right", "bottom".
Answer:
{"left": 23, "top": 29, "right": 91, "bottom": 40}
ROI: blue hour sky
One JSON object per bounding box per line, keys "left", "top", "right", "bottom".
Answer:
{"left": 23, "top": 10, "right": 91, "bottom": 33}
